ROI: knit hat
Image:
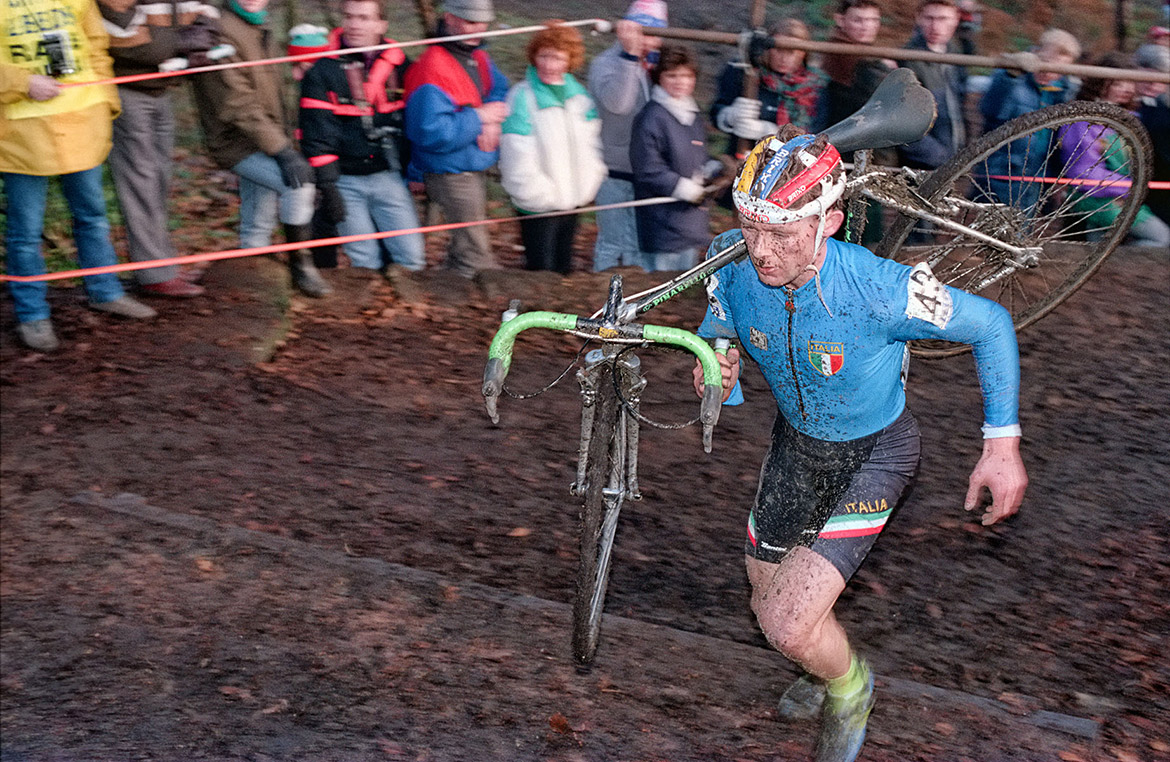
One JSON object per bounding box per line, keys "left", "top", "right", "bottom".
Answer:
{"left": 625, "top": 0, "right": 668, "bottom": 28}
{"left": 288, "top": 24, "right": 331, "bottom": 55}
{"left": 445, "top": 0, "right": 494, "bottom": 23}
{"left": 1135, "top": 42, "right": 1170, "bottom": 72}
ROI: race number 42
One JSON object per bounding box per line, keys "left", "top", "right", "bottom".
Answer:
{"left": 905, "top": 263, "right": 953, "bottom": 329}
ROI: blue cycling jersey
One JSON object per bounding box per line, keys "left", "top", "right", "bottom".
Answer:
{"left": 698, "top": 230, "right": 1020, "bottom": 442}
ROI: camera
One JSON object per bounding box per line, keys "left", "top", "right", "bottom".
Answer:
{"left": 42, "top": 30, "right": 77, "bottom": 78}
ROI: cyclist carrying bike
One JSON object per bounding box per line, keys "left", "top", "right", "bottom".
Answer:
{"left": 691, "top": 127, "right": 1028, "bottom": 762}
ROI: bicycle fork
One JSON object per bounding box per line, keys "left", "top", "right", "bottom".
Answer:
{"left": 572, "top": 348, "right": 645, "bottom": 503}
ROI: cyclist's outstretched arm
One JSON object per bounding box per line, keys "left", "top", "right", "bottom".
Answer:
{"left": 888, "top": 263, "right": 1028, "bottom": 523}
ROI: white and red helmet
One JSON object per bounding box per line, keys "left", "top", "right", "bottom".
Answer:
{"left": 732, "top": 133, "right": 845, "bottom": 225}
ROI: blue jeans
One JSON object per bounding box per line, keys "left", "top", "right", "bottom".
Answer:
{"left": 1127, "top": 212, "right": 1170, "bottom": 248}
{"left": 2, "top": 168, "right": 125, "bottom": 323}
{"left": 593, "top": 176, "right": 646, "bottom": 271}
{"left": 336, "top": 171, "right": 425, "bottom": 270}
{"left": 232, "top": 152, "right": 316, "bottom": 248}
{"left": 646, "top": 247, "right": 699, "bottom": 272}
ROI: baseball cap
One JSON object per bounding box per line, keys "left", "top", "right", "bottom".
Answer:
{"left": 446, "top": 0, "right": 495, "bottom": 23}
{"left": 625, "top": 0, "right": 668, "bottom": 28}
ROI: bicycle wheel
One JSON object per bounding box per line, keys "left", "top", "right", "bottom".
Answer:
{"left": 876, "top": 101, "right": 1152, "bottom": 358}
{"left": 571, "top": 362, "right": 625, "bottom": 668}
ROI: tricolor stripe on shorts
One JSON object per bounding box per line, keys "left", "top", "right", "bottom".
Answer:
{"left": 818, "top": 508, "right": 892, "bottom": 539}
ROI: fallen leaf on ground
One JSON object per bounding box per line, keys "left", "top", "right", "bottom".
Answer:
{"left": 549, "top": 712, "right": 572, "bottom": 734}
{"left": 219, "top": 686, "right": 252, "bottom": 700}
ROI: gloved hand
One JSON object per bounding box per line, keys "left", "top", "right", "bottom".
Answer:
{"left": 318, "top": 183, "right": 347, "bottom": 225}
{"left": 730, "top": 97, "right": 776, "bottom": 141}
{"left": 176, "top": 16, "right": 217, "bottom": 55}
{"left": 185, "top": 51, "right": 212, "bottom": 68}
{"left": 275, "top": 147, "right": 314, "bottom": 189}
{"left": 996, "top": 51, "right": 1039, "bottom": 74}
{"left": 672, "top": 174, "right": 706, "bottom": 204}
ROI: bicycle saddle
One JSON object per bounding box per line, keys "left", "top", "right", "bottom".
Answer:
{"left": 820, "top": 67, "right": 937, "bottom": 154}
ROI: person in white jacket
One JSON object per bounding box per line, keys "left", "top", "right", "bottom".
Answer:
{"left": 500, "top": 22, "right": 605, "bottom": 273}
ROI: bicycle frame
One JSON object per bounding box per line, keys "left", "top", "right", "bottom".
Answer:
{"left": 482, "top": 256, "right": 745, "bottom": 666}
{"left": 847, "top": 154, "right": 1044, "bottom": 273}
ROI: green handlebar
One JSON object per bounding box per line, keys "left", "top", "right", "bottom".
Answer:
{"left": 482, "top": 310, "right": 725, "bottom": 433}
{"left": 642, "top": 324, "right": 721, "bottom": 387}
{"left": 486, "top": 311, "right": 722, "bottom": 386}
{"left": 486, "top": 311, "right": 578, "bottom": 376}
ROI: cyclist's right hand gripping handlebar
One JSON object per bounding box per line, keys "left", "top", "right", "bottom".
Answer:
{"left": 481, "top": 312, "right": 726, "bottom": 453}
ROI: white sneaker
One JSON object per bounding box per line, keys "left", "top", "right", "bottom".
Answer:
{"left": 17, "top": 319, "right": 60, "bottom": 352}
{"left": 89, "top": 295, "right": 157, "bottom": 319}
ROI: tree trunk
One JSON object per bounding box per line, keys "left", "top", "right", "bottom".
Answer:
{"left": 1114, "top": 0, "right": 1128, "bottom": 50}
{"left": 415, "top": 0, "right": 438, "bottom": 35}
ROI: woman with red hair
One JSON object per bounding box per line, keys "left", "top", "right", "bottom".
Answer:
{"left": 499, "top": 22, "right": 606, "bottom": 273}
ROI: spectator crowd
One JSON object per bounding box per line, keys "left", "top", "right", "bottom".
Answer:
{"left": 3, "top": 0, "right": 1168, "bottom": 351}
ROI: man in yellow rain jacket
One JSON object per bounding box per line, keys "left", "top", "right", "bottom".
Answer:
{"left": 2, "top": 0, "right": 156, "bottom": 352}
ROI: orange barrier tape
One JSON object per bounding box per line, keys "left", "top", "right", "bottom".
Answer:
{"left": 62, "top": 19, "right": 606, "bottom": 90}
{"left": 0, "top": 197, "right": 674, "bottom": 283}
{"left": 985, "top": 174, "right": 1170, "bottom": 190}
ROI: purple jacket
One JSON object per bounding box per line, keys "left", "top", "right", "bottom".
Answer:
{"left": 1057, "top": 120, "right": 1130, "bottom": 199}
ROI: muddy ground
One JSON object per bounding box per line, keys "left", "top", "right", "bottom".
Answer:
{"left": 1, "top": 236, "right": 1168, "bottom": 762}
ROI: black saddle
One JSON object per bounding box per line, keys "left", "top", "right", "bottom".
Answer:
{"left": 820, "top": 67, "right": 938, "bottom": 154}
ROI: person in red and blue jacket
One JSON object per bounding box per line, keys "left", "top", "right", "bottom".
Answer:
{"left": 404, "top": 0, "right": 508, "bottom": 277}
{"left": 298, "top": 0, "right": 424, "bottom": 272}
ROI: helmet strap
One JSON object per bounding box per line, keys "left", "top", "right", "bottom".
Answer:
{"left": 806, "top": 207, "right": 834, "bottom": 318}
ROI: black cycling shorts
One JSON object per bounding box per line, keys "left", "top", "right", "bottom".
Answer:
{"left": 745, "top": 408, "right": 921, "bottom": 581}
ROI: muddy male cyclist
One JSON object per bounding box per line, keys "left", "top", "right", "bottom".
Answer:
{"left": 690, "top": 128, "right": 1028, "bottom": 762}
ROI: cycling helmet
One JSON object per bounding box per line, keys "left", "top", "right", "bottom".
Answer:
{"left": 732, "top": 133, "right": 846, "bottom": 225}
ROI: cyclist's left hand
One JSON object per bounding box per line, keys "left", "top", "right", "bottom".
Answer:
{"left": 692, "top": 346, "right": 741, "bottom": 402}
{"left": 964, "top": 436, "right": 1027, "bottom": 525}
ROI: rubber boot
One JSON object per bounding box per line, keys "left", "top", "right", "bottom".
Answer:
{"left": 283, "top": 223, "right": 332, "bottom": 297}
{"left": 309, "top": 207, "right": 340, "bottom": 269}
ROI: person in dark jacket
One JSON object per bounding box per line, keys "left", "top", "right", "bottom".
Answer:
{"left": 98, "top": 0, "right": 221, "bottom": 297}
{"left": 1134, "top": 42, "right": 1170, "bottom": 226}
{"left": 288, "top": 24, "right": 343, "bottom": 269}
{"left": 299, "top": 0, "right": 424, "bottom": 273}
{"left": 816, "top": 0, "right": 894, "bottom": 246}
{"left": 979, "top": 28, "right": 1079, "bottom": 213}
{"left": 630, "top": 44, "right": 716, "bottom": 272}
{"left": 897, "top": 0, "right": 969, "bottom": 171}
{"left": 815, "top": 0, "right": 893, "bottom": 136}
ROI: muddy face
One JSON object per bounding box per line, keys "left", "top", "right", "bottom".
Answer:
{"left": 740, "top": 216, "right": 821, "bottom": 289}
